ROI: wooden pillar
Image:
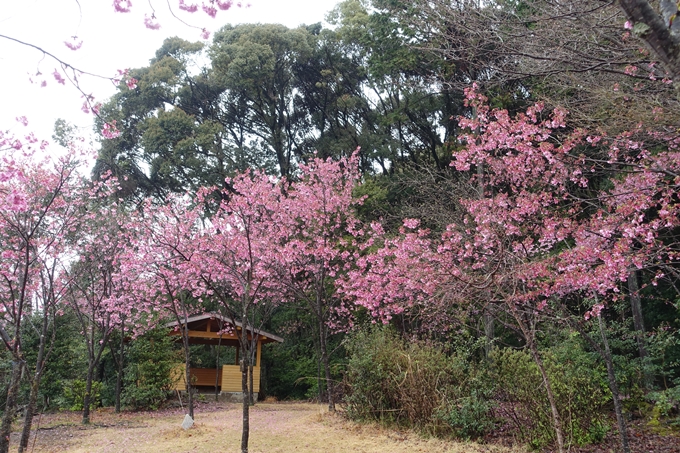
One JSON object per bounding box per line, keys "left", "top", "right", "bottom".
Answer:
{"left": 256, "top": 341, "right": 262, "bottom": 367}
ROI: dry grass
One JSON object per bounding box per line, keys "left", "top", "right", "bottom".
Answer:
{"left": 14, "top": 402, "right": 527, "bottom": 453}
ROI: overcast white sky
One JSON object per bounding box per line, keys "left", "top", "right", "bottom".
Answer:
{"left": 0, "top": 0, "right": 341, "bottom": 148}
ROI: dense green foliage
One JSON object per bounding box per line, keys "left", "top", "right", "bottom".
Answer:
{"left": 121, "top": 328, "right": 179, "bottom": 411}
{"left": 491, "top": 344, "right": 610, "bottom": 448}
{"left": 343, "top": 326, "right": 495, "bottom": 439}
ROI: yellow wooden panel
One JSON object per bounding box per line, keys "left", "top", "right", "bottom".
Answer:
{"left": 171, "top": 364, "right": 261, "bottom": 393}
{"left": 221, "top": 365, "right": 261, "bottom": 392}
{"left": 170, "top": 364, "right": 186, "bottom": 391}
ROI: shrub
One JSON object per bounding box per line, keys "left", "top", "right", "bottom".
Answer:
{"left": 122, "top": 327, "right": 179, "bottom": 410}
{"left": 343, "top": 326, "right": 495, "bottom": 438}
{"left": 59, "top": 379, "right": 103, "bottom": 411}
{"left": 491, "top": 340, "right": 610, "bottom": 449}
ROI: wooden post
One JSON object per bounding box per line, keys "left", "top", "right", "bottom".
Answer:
{"left": 256, "top": 341, "right": 261, "bottom": 367}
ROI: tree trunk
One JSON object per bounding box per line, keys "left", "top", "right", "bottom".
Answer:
{"left": 0, "top": 359, "right": 23, "bottom": 453}
{"left": 560, "top": 303, "right": 632, "bottom": 453}
{"left": 319, "top": 326, "right": 334, "bottom": 412}
{"left": 114, "top": 321, "right": 125, "bottom": 413}
{"left": 82, "top": 364, "right": 95, "bottom": 425}
{"left": 616, "top": 0, "right": 680, "bottom": 82}
{"left": 598, "top": 314, "right": 632, "bottom": 453}
{"left": 214, "top": 342, "right": 222, "bottom": 402}
{"left": 240, "top": 352, "right": 250, "bottom": 453}
{"left": 248, "top": 362, "right": 255, "bottom": 406}
{"left": 115, "top": 328, "right": 124, "bottom": 413}
{"left": 526, "top": 338, "right": 565, "bottom": 453}
{"left": 17, "top": 379, "right": 39, "bottom": 453}
{"left": 628, "top": 270, "right": 652, "bottom": 388}
{"left": 183, "top": 334, "right": 194, "bottom": 420}
{"left": 18, "top": 314, "right": 50, "bottom": 453}
{"left": 484, "top": 308, "right": 494, "bottom": 359}
{"left": 317, "top": 292, "right": 334, "bottom": 412}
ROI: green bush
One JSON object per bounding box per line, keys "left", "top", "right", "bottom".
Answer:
{"left": 59, "top": 379, "right": 103, "bottom": 411}
{"left": 491, "top": 340, "right": 610, "bottom": 449}
{"left": 122, "top": 328, "right": 179, "bottom": 410}
{"left": 343, "top": 326, "right": 495, "bottom": 438}
{"left": 648, "top": 385, "right": 680, "bottom": 430}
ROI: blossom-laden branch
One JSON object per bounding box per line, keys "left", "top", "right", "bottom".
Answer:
{"left": 342, "top": 85, "right": 680, "bottom": 324}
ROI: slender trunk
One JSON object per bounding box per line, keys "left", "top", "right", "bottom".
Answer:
{"left": 18, "top": 379, "right": 39, "bottom": 453}
{"left": 82, "top": 363, "right": 95, "bottom": 425}
{"left": 316, "top": 289, "right": 334, "bottom": 412}
{"left": 115, "top": 325, "right": 124, "bottom": 413}
{"left": 483, "top": 308, "right": 494, "bottom": 359}
{"left": 19, "top": 315, "right": 49, "bottom": 453}
{"left": 628, "top": 271, "right": 651, "bottom": 388}
{"left": 248, "top": 362, "right": 255, "bottom": 406}
{"left": 526, "top": 338, "right": 565, "bottom": 453}
{"left": 598, "top": 314, "right": 632, "bottom": 453}
{"left": 476, "top": 152, "right": 494, "bottom": 359}
{"left": 510, "top": 301, "right": 564, "bottom": 453}
{"left": 317, "top": 353, "right": 322, "bottom": 404}
{"left": 0, "top": 359, "right": 23, "bottom": 453}
{"left": 560, "top": 303, "right": 632, "bottom": 453}
{"left": 321, "top": 347, "right": 333, "bottom": 412}
{"left": 240, "top": 346, "right": 250, "bottom": 453}
{"left": 183, "top": 333, "right": 194, "bottom": 420}
{"left": 82, "top": 333, "right": 110, "bottom": 425}
{"left": 215, "top": 341, "right": 222, "bottom": 402}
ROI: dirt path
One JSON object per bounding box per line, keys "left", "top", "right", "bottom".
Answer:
{"left": 15, "top": 402, "right": 526, "bottom": 453}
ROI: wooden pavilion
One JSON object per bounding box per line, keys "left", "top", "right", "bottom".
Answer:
{"left": 166, "top": 313, "right": 283, "bottom": 400}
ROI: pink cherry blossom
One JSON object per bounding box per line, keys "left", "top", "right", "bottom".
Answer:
{"left": 64, "top": 38, "right": 83, "bottom": 51}
{"left": 113, "top": 0, "right": 132, "bottom": 13}
{"left": 179, "top": 0, "right": 199, "bottom": 12}
{"left": 101, "top": 121, "right": 121, "bottom": 139}
{"left": 144, "top": 14, "right": 161, "bottom": 30}
{"left": 53, "top": 69, "right": 65, "bottom": 85}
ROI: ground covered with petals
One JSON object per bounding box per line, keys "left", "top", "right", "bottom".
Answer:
{"left": 14, "top": 402, "right": 526, "bottom": 453}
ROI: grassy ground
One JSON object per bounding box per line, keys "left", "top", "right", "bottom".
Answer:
{"left": 13, "top": 402, "right": 527, "bottom": 453}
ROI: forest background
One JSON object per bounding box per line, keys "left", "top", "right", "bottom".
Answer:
{"left": 1, "top": 1, "right": 680, "bottom": 453}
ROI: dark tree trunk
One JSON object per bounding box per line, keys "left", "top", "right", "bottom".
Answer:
{"left": 248, "top": 361, "right": 255, "bottom": 406}
{"left": 319, "top": 318, "right": 334, "bottom": 412}
{"left": 598, "top": 314, "right": 632, "bottom": 453}
{"left": 240, "top": 347, "right": 250, "bottom": 453}
{"left": 617, "top": 0, "right": 680, "bottom": 82}
{"left": 526, "top": 337, "right": 565, "bottom": 453}
{"left": 183, "top": 332, "right": 194, "bottom": 420}
{"left": 18, "top": 313, "right": 50, "bottom": 453}
{"left": 484, "top": 308, "right": 494, "bottom": 359}
{"left": 82, "top": 363, "right": 95, "bottom": 425}
{"left": 628, "top": 271, "right": 652, "bottom": 387}
{"left": 314, "top": 283, "right": 334, "bottom": 412}
{"left": 115, "top": 325, "right": 124, "bottom": 413}
{"left": 0, "top": 359, "right": 23, "bottom": 453}
{"left": 562, "top": 305, "right": 632, "bottom": 453}
{"left": 17, "top": 379, "right": 39, "bottom": 453}
{"left": 214, "top": 340, "right": 222, "bottom": 402}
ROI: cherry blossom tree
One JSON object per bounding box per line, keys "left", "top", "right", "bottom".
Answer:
{"left": 190, "top": 172, "right": 288, "bottom": 453}
{"left": 342, "top": 85, "right": 680, "bottom": 453}
{"left": 63, "top": 188, "right": 132, "bottom": 425}
{"left": 116, "top": 194, "right": 205, "bottom": 419}
{"left": 275, "top": 151, "right": 362, "bottom": 411}
{"left": 0, "top": 137, "right": 88, "bottom": 453}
